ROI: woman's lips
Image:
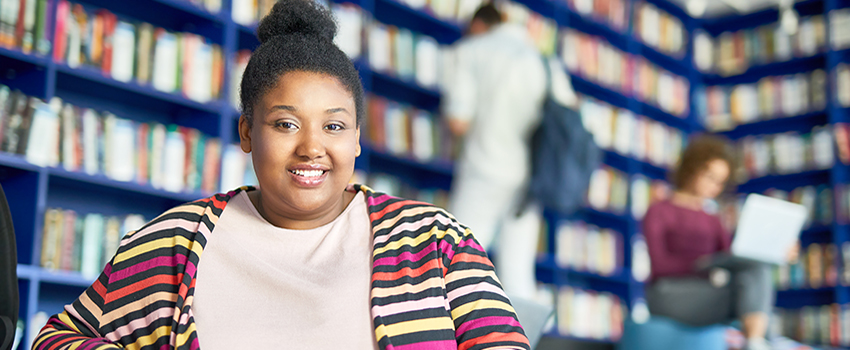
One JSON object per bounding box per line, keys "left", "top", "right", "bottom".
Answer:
{"left": 288, "top": 168, "right": 328, "bottom": 187}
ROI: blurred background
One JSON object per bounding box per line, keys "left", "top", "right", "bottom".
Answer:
{"left": 1, "top": 0, "right": 850, "bottom": 349}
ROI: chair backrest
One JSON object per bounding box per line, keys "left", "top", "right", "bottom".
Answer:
{"left": 0, "top": 184, "right": 18, "bottom": 350}
{"left": 510, "top": 295, "right": 554, "bottom": 349}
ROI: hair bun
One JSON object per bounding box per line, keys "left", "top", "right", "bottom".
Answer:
{"left": 257, "top": 0, "right": 337, "bottom": 43}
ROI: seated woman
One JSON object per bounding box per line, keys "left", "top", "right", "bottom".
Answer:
{"left": 643, "top": 135, "right": 794, "bottom": 350}
{"left": 31, "top": 1, "right": 530, "bottom": 349}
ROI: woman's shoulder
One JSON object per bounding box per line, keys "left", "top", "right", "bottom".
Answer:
{"left": 355, "top": 184, "right": 467, "bottom": 235}
{"left": 117, "top": 187, "right": 253, "bottom": 250}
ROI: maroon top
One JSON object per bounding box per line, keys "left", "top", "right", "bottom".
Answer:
{"left": 642, "top": 200, "right": 732, "bottom": 280}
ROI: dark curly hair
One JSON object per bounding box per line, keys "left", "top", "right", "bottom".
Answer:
{"left": 240, "top": 0, "right": 364, "bottom": 126}
{"left": 672, "top": 134, "right": 734, "bottom": 191}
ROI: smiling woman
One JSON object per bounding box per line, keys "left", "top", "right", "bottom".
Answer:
{"left": 30, "top": 0, "right": 530, "bottom": 349}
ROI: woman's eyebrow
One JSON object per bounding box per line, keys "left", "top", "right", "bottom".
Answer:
{"left": 270, "top": 105, "right": 298, "bottom": 112}
{"left": 326, "top": 107, "right": 350, "bottom": 115}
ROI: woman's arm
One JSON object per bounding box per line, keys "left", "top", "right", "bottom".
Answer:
{"left": 643, "top": 204, "right": 698, "bottom": 277}
{"left": 443, "top": 226, "right": 530, "bottom": 350}
{"left": 32, "top": 257, "right": 122, "bottom": 349}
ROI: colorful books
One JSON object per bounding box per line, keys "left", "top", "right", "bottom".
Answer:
{"left": 699, "top": 70, "right": 828, "bottom": 132}
{"left": 829, "top": 8, "right": 850, "bottom": 51}
{"left": 773, "top": 304, "right": 850, "bottom": 347}
{"left": 632, "top": 1, "right": 685, "bottom": 57}
{"left": 52, "top": 1, "right": 225, "bottom": 103}
{"left": 565, "top": 0, "right": 628, "bottom": 32}
{"left": 732, "top": 126, "right": 834, "bottom": 183}
{"left": 365, "top": 94, "right": 458, "bottom": 163}
{"left": 555, "top": 285, "right": 625, "bottom": 341}
{"left": 555, "top": 221, "right": 624, "bottom": 276}
{"left": 0, "top": 0, "right": 50, "bottom": 54}
{"left": 587, "top": 166, "right": 628, "bottom": 214}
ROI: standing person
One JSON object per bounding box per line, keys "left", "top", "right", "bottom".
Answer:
{"left": 444, "top": 2, "right": 577, "bottom": 300}
{"left": 31, "top": 1, "right": 530, "bottom": 349}
{"left": 643, "top": 135, "right": 796, "bottom": 350}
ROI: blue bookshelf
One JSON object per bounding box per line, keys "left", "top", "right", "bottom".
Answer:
{"left": 4, "top": 0, "right": 846, "bottom": 348}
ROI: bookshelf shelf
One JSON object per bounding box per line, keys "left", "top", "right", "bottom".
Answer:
{"left": 569, "top": 75, "right": 632, "bottom": 111}
{"left": 701, "top": 53, "right": 828, "bottom": 85}
{"left": 0, "top": 47, "right": 49, "bottom": 67}
{"left": 54, "top": 64, "right": 225, "bottom": 116}
{"left": 537, "top": 255, "right": 632, "bottom": 284}
{"left": 602, "top": 150, "right": 631, "bottom": 173}
{"left": 17, "top": 264, "right": 95, "bottom": 287}
{"left": 150, "top": 0, "right": 225, "bottom": 23}
{"left": 0, "top": 153, "right": 43, "bottom": 174}
{"left": 637, "top": 42, "right": 690, "bottom": 77}
{"left": 637, "top": 99, "right": 691, "bottom": 131}
{"left": 637, "top": 159, "right": 669, "bottom": 181}
{"left": 737, "top": 169, "right": 831, "bottom": 194}
{"left": 364, "top": 145, "right": 454, "bottom": 177}
{"left": 561, "top": 7, "right": 630, "bottom": 53}
{"left": 46, "top": 167, "right": 208, "bottom": 203}
{"left": 371, "top": 0, "right": 463, "bottom": 44}
{"left": 776, "top": 287, "right": 835, "bottom": 308}
{"left": 716, "top": 111, "right": 830, "bottom": 140}
{"left": 356, "top": 62, "right": 442, "bottom": 111}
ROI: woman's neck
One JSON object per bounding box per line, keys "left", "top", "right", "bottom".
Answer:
{"left": 670, "top": 191, "right": 705, "bottom": 211}
{"left": 247, "top": 189, "right": 357, "bottom": 230}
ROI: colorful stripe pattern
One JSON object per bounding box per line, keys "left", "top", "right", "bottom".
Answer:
{"left": 34, "top": 185, "right": 529, "bottom": 350}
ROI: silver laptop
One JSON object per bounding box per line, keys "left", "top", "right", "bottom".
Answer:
{"left": 730, "top": 193, "right": 807, "bottom": 265}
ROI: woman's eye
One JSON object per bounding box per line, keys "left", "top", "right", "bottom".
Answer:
{"left": 275, "top": 121, "right": 297, "bottom": 130}
{"left": 325, "top": 124, "right": 344, "bottom": 131}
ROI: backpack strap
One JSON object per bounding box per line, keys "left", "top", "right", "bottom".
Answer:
{"left": 541, "top": 56, "right": 553, "bottom": 99}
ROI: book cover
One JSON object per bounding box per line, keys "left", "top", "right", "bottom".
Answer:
{"left": 59, "top": 210, "right": 76, "bottom": 271}
{"left": 102, "top": 216, "right": 120, "bottom": 268}
{"left": 148, "top": 122, "right": 166, "bottom": 189}
{"left": 201, "top": 138, "right": 221, "bottom": 193}
{"left": 81, "top": 108, "right": 100, "bottom": 175}
{"left": 60, "top": 102, "right": 79, "bottom": 171}
{"left": 161, "top": 125, "right": 186, "bottom": 192}
{"left": 52, "top": 0, "right": 69, "bottom": 62}
{"left": 152, "top": 29, "right": 178, "bottom": 93}
{"left": 136, "top": 122, "right": 149, "bottom": 184}
{"left": 135, "top": 23, "right": 154, "bottom": 84}
{"left": 111, "top": 21, "right": 136, "bottom": 83}
{"left": 40, "top": 209, "right": 60, "bottom": 269}
{"left": 34, "top": 0, "right": 48, "bottom": 54}
{"left": 99, "top": 9, "right": 117, "bottom": 75}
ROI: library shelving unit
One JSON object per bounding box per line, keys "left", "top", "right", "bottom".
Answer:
{"left": 699, "top": 0, "right": 850, "bottom": 319}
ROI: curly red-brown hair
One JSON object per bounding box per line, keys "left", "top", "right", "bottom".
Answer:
{"left": 672, "top": 134, "right": 734, "bottom": 191}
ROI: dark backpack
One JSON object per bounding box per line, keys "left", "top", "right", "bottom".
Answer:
{"left": 527, "top": 58, "right": 602, "bottom": 215}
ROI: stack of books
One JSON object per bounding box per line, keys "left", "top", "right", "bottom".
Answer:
{"left": 693, "top": 15, "right": 827, "bottom": 75}
{"left": 365, "top": 94, "right": 458, "bottom": 163}
{"left": 555, "top": 285, "right": 626, "bottom": 341}
{"left": 587, "top": 166, "right": 629, "bottom": 215}
{"left": 562, "top": 29, "right": 690, "bottom": 117}
{"left": 629, "top": 174, "right": 671, "bottom": 220}
{"left": 732, "top": 126, "right": 834, "bottom": 183}
{"left": 773, "top": 304, "right": 850, "bottom": 347}
{"left": 699, "top": 70, "right": 828, "bottom": 132}
{"left": 564, "top": 0, "right": 628, "bottom": 32}
{"left": 632, "top": 1, "right": 686, "bottom": 57}
{"left": 40, "top": 208, "right": 147, "bottom": 280}
{"left": 829, "top": 8, "right": 850, "bottom": 51}
{"left": 555, "top": 221, "right": 624, "bottom": 277}
{"left": 0, "top": 0, "right": 50, "bottom": 55}
{"left": 0, "top": 84, "right": 226, "bottom": 194}
{"left": 54, "top": 0, "right": 226, "bottom": 103}
{"left": 581, "top": 98, "right": 685, "bottom": 169}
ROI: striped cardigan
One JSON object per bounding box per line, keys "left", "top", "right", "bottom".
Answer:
{"left": 34, "top": 185, "right": 530, "bottom": 350}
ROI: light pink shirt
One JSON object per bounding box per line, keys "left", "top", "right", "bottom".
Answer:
{"left": 193, "top": 191, "right": 378, "bottom": 349}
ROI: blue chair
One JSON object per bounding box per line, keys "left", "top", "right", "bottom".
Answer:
{"left": 617, "top": 316, "right": 728, "bottom": 350}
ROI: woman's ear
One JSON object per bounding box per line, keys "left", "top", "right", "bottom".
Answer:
{"left": 239, "top": 115, "right": 252, "bottom": 153}
{"left": 355, "top": 127, "right": 361, "bottom": 157}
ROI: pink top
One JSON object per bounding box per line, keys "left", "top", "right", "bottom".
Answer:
{"left": 642, "top": 200, "right": 732, "bottom": 281}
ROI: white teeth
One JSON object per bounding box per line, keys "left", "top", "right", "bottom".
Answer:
{"left": 291, "top": 169, "right": 324, "bottom": 177}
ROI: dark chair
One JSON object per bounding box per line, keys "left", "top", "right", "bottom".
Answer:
{"left": 0, "top": 184, "right": 18, "bottom": 350}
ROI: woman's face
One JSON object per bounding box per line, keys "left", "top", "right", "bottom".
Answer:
{"left": 239, "top": 71, "right": 360, "bottom": 223}
{"left": 691, "top": 158, "right": 730, "bottom": 200}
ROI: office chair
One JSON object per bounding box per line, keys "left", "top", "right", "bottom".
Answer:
{"left": 0, "top": 184, "right": 18, "bottom": 350}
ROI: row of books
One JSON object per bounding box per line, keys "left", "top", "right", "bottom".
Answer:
{"left": 773, "top": 304, "right": 850, "bottom": 347}
{"left": 365, "top": 94, "right": 458, "bottom": 163}
{"left": 733, "top": 126, "right": 834, "bottom": 183}
{"left": 632, "top": 1, "right": 685, "bottom": 57}
{"left": 629, "top": 175, "right": 671, "bottom": 220}
{"left": 699, "top": 70, "right": 828, "bottom": 132}
{"left": 561, "top": 29, "right": 690, "bottom": 118}
{"left": 54, "top": 0, "right": 226, "bottom": 103}
{"left": 836, "top": 64, "right": 850, "bottom": 108}
{"left": 693, "top": 15, "right": 827, "bottom": 75}
{"left": 717, "top": 186, "right": 833, "bottom": 237}
{"left": 229, "top": 50, "right": 250, "bottom": 111}
{"left": 554, "top": 286, "right": 625, "bottom": 341}
{"left": 587, "top": 166, "right": 628, "bottom": 215}
{"left": 2, "top": 87, "right": 220, "bottom": 193}
{"left": 0, "top": 0, "right": 50, "bottom": 55}
{"left": 40, "top": 208, "right": 146, "bottom": 279}
{"left": 830, "top": 8, "right": 850, "bottom": 51}
{"left": 775, "top": 243, "right": 840, "bottom": 291}
{"left": 355, "top": 170, "right": 450, "bottom": 209}
{"left": 564, "top": 0, "right": 628, "bottom": 32}
{"left": 580, "top": 98, "right": 685, "bottom": 169}
{"left": 555, "top": 221, "right": 623, "bottom": 277}
{"left": 366, "top": 15, "right": 444, "bottom": 90}
{"left": 231, "top": 0, "right": 275, "bottom": 26}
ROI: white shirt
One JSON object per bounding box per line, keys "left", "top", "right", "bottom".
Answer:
{"left": 443, "top": 23, "right": 577, "bottom": 187}
{"left": 193, "top": 191, "right": 378, "bottom": 350}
